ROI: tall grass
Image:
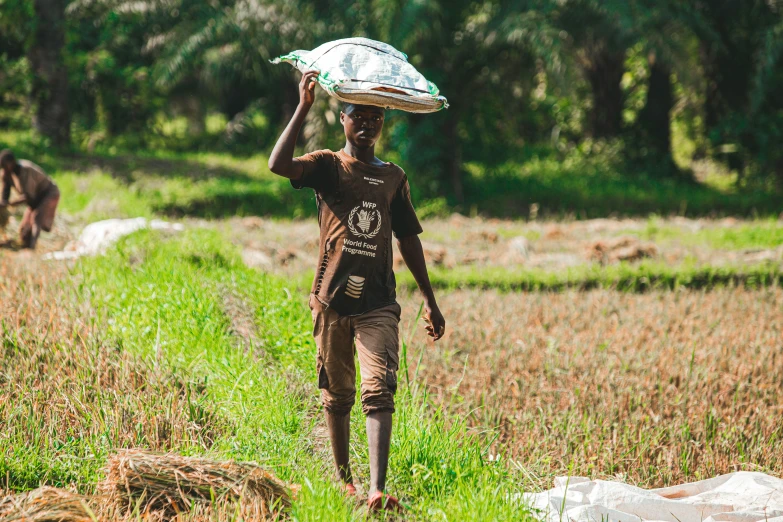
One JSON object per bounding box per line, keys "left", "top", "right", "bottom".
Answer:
{"left": 625, "top": 218, "right": 783, "bottom": 249}
{"left": 397, "top": 261, "right": 783, "bottom": 292}
{"left": 399, "top": 286, "right": 783, "bottom": 490}
{"left": 67, "top": 229, "right": 531, "bottom": 520}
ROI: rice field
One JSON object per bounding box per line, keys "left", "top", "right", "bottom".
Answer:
{"left": 1, "top": 209, "right": 782, "bottom": 519}
{"left": 399, "top": 286, "right": 783, "bottom": 490}
{"left": 0, "top": 231, "right": 526, "bottom": 520}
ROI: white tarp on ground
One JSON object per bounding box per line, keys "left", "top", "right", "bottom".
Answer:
{"left": 45, "top": 218, "right": 184, "bottom": 260}
{"left": 272, "top": 37, "right": 448, "bottom": 113}
{"left": 526, "top": 472, "right": 783, "bottom": 522}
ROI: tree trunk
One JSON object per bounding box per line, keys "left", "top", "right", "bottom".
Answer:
{"left": 700, "top": 40, "right": 748, "bottom": 174}
{"left": 700, "top": 43, "right": 722, "bottom": 133}
{"left": 28, "top": 0, "right": 70, "bottom": 148}
{"left": 584, "top": 46, "right": 625, "bottom": 139}
{"left": 637, "top": 56, "right": 673, "bottom": 157}
{"left": 444, "top": 116, "right": 464, "bottom": 204}
{"left": 182, "top": 96, "right": 206, "bottom": 136}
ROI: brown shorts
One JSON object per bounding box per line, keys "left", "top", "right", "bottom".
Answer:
{"left": 20, "top": 184, "right": 60, "bottom": 246}
{"left": 309, "top": 295, "right": 401, "bottom": 416}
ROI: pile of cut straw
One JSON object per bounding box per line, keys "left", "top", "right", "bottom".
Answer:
{"left": 0, "top": 487, "right": 94, "bottom": 522}
{"left": 100, "top": 449, "right": 293, "bottom": 518}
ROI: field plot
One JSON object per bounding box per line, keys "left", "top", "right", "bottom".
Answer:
{"left": 1, "top": 210, "right": 782, "bottom": 519}
{"left": 0, "top": 256, "right": 238, "bottom": 499}
{"left": 399, "top": 287, "right": 783, "bottom": 490}
{"left": 225, "top": 215, "right": 783, "bottom": 291}
{"left": 0, "top": 231, "right": 527, "bottom": 520}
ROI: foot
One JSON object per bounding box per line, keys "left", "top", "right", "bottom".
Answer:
{"left": 367, "top": 491, "right": 401, "bottom": 512}
{"left": 342, "top": 482, "right": 358, "bottom": 497}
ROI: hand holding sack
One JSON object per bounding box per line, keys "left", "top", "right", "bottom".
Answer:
{"left": 272, "top": 37, "right": 448, "bottom": 113}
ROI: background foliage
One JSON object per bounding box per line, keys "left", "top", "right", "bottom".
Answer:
{"left": 1, "top": 0, "right": 782, "bottom": 212}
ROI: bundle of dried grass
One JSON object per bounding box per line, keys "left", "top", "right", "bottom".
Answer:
{"left": 0, "top": 487, "right": 94, "bottom": 522}
{"left": 100, "top": 450, "right": 293, "bottom": 519}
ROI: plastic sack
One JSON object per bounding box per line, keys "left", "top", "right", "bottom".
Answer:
{"left": 271, "top": 37, "right": 448, "bottom": 113}
{"left": 44, "top": 218, "right": 184, "bottom": 260}
{"left": 525, "top": 472, "right": 783, "bottom": 522}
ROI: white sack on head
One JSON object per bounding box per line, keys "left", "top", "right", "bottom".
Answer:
{"left": 271, "top": 37, "right": 448, "bottom": 113}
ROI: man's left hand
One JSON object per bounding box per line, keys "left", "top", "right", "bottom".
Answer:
{"left": 424, "top": 303, "right": 446, "bottom": 341}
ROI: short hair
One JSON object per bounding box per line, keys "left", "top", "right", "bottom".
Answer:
{"left": 0, "top": 149, "right": 15, "bottom": 166}
{"left": 341, "top": 102, "right": 384, "bottom": 115}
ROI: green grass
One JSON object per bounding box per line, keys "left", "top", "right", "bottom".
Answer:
{"left": 621, "top": 218, "right": 783, "bottom": 250}
{"left": 53, "top": 171, "right": 154, "bottom": 219}
{"left": 0, "top": 130, "right": 315, "bottom": 221}
{"left": 2, "top": 129, "right": 780, "bottom": 220}
{"left": 63, "top": 229, "right": 530, "bottom": 520}
{"left": 397, "top": 260, "right": 783, "bottom": 292}
{"left": 460, "top": 154, "right": 782, "bottom": 219}
{"left": 702, "top": 223, "right": 783, "bottom": 249}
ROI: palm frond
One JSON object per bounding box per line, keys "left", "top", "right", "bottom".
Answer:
{"left": 154, "top": 14, "right": 228, "bottom": 87}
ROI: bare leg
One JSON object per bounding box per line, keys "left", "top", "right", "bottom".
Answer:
{"left": 366, "top": 411, "right": 392, "bottom": 494}
{"left": 27, "top": 223, "right": 41, "bottom": 250}
{"left": 19, "top": 207, "right": 34, "bottom": 249}
{"left": 326, "top": 411, "right": 352, "bottom": 484}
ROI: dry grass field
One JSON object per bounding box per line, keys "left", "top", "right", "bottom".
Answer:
{"left": 0, "top": 134, "right": 779, "bottom": 518}
{"left": 1, "top": 213, "right": 782, "bottom": 519}
{"left": 226, "top": 215, "right": 783, "bottom": 279}
{"left": 0, "top": 257, "right": 225, "bottom": 491}
{"left": 0, "top": 230, "right": 530, "bottom": 519}
{"left": 399, "top": 287, "right": 783, "bottom": 490}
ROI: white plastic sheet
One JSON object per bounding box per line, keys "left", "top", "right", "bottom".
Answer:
{"left": 272, "top": 37, "right": 448, "bottom": 113}
{"left": 45, "top": 218, "right": 184, "bottom": 260}
{"left": 526, "top": 472, "right": 783, "bottom": 522}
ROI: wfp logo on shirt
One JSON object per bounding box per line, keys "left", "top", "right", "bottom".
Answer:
{"left": 348, "top": 201, "right": 382, "bottom": 239}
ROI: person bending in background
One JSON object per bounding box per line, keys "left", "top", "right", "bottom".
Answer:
{"left": 268, "top": 70, "right": 446, "bottom": 512}
{"left": 0, "top": 149, "right": 60, "bottom": 250}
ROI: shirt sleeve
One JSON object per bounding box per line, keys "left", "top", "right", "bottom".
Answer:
{"left": 390, "top": 174, "right": 423, "bottom": 238}
{"left": 290, "top": 150, "right": 338, "bottom": 194}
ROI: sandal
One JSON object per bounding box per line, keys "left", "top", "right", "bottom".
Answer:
{"left": 367, "top": 491, "right": 402, "bottom": 512}
{"left": 342, "top": 482, "right": 358, "bottom": 497}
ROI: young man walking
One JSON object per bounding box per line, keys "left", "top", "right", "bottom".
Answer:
{"left": 269, "top": 70, "right": 446, "bottom": 512}
{"left": 0, "top": 149, "right": 60, "bottom": 249}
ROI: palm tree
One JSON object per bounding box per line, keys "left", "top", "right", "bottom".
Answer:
{"left": 370, "top": 0, "right": 538, "bottom": 203}
{"left": 68, "top": 0, "right": 314, "bottom": 137}
{"left": 5, "top": 0, "right": 72, "bottom": 146}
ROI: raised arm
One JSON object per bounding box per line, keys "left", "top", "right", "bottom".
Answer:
{"left": 268, "top": 70, "right": 320, "bottom": 180}
{"left": 397, "top": 235, "right": 446, "bottom": 341}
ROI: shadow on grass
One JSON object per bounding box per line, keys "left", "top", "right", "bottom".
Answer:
{"left": 5, "top": 132, "right": 779, "bottom": 219}
{"left": 461, "top": 160, "right": 782, "bottom": 218}
{"left": 150, "top": 182, "right": 317, "bottom": 219}
{"left": 1, "top": 135, "right": 318, "bottom": 219}
{"left": 34, "top": 151, "right": 317, "bottom": 219}
{"left": 59, "top": 154, "right": 255, "bottom": 183}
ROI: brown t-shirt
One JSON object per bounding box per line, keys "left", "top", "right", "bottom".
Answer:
{"left": 292, "top": 149, "right": 423, "bottom": 316}
{"left": 1, "top": 159, "right": 55, "bottom": 207}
